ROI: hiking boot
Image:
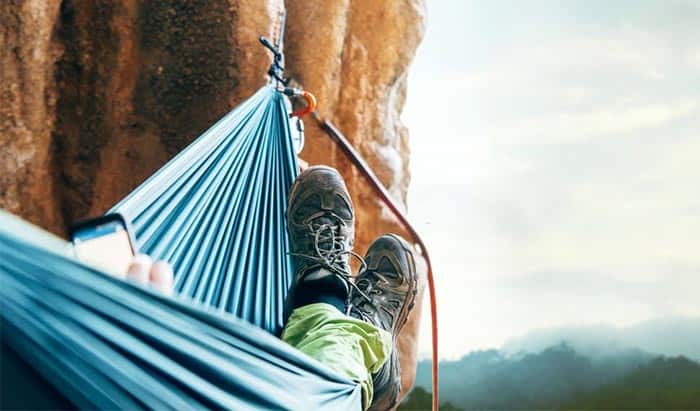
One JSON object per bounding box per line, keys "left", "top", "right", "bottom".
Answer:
{"left": 285, "top": 165, "right": 356, "bottom": 315}
{"left": 349, "top": 234, "right": 418, "bottom": 410}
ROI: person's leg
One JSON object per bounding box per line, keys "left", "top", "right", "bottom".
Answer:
{"left": 282, "top": 166, "right": 417, "bottom": 410}
{"left": 282, "top": 303, "right": 390, "bottom": 409}
{"left": 348, "top": 234, "right": 418, "bottom": 410}
{"left": 283, "top": 165, "right": 355, "bottom": 322}
{"left": 284, "top": 165, "right": 384, "bottom": 407}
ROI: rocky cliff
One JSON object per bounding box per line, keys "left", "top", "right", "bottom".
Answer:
{"left": 1, "top": 0, "right": 426, "bottom": 400}
{"left": 1, "top": 0, "right": 424, "bottom": 240}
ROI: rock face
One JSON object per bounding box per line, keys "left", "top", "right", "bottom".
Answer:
{"left": 1, "top": 0, "right": 427, "bottom": 401}
{"left": 2, "top": 0, "right": 284, "bottom": 232}
{"left": 1, "top": 1, "right": 64, "bottom": 233}
{"left": 286, "top": 0, "right": 425, "bottom": 251}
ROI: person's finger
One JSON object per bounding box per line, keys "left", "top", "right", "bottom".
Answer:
{"left": 127, "top": 253, "right": 152, "bottom": 285}
{"left": 149, "top": 261, "right": 174, "bottom": 296}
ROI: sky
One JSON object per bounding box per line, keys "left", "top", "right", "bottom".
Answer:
{"left": 402, "top": 0, "right": 700, "bottom": 359}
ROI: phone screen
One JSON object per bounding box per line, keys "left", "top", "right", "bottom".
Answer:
{"left": 72, "top": 221, "right": 134, "bottom": 274}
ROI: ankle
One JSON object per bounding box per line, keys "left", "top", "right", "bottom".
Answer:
{"left": 291, "top": 268, "right": 349, "bottom": 311}
{"left": 292, "top": 294, "right": 346, "bottom": 313}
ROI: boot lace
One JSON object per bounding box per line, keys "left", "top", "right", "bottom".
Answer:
{"left": 349, "top": 271, "right": 400, "bottom": 320}
{"left": 289, "top": 213, "right": 373, "bottom": 306}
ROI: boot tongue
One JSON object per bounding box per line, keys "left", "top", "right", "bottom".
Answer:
{"left": 309, "top": 215, "right": 343, "bottom": 248}
{"left": 310, "top": 215, "right": 340, "bottom": 229}
{"left": 305, "top": 214, "right": 352, "bottom": 274}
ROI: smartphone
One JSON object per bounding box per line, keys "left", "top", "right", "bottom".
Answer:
{"left": 69, "top": 213, "right": 137, "bottom": 274}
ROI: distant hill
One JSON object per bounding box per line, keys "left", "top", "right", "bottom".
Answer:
{"left": 567, "top": 356, "right": 700, "bottom": 409}
{"left": 402, "top": 356, "right": 700, "bottom": 411}
{"left": 406, "top": 318, "right": 700, "bottom": 409}
{"left": 413, "top": 343, "right": 653, "bottom": 409}
{"left": 502, "top": 316, "right": 700, "bottom": 361}
{"left": 407, "top": 342, "right": 700, "bottom": 410}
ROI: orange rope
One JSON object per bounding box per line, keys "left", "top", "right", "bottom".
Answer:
{"left": 315, "top": 117, "right": 439, "bottom": 411}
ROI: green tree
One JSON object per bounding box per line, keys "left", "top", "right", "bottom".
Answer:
{"left": 398, "top": 386, "right": 463, "bottom": 411}
{"left": 567, "top": 356, "right": 700, "bottom": 410}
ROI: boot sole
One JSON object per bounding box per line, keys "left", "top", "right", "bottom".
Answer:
{"left": 381, "top": 233, "right": 419, "bottom": 338}
{"left": 368, "top": 233, "right": 418, "bottom": 411}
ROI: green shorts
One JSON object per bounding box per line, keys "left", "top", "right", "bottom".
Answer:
{"left": 281, "top": 303, "right": 392, "bottom": 410}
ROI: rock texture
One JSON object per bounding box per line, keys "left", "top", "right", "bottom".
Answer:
{"left": 286, "top": 0, "right": 425, "bottom": 249}
{"left": 2, "top": 0, "right": 281, "bottom": 232}
{"left": 1, "top": 0, "right": 63, "bottom": 233}
{"left": 1, "top": 0, "right": 427, "bottom": 402}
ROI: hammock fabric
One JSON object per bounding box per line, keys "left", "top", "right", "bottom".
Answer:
{"left": 0, "top": 86, "right": 362, "bottom": 410}
{"left": 111, "top": 86, "right": 298, "bottom": 335}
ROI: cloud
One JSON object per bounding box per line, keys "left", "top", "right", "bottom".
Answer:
{"left": 502, "top": 316, "right": 700, "bottom": 360}
{"left": 406, "top": 0, "right": 700, "bottom": 357}
{"left": 489, "top": 101, "right": 699, "bottom": 144}
{"left": 415, "top": 31, "right": 700, "bottom": 144}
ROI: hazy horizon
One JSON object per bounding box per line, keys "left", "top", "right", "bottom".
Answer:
{"left": 403, "top": 0, "right": 700, "bottom": 359}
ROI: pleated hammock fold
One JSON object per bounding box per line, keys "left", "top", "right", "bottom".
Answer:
{"left": 111, "top": 86, "right": 299, "bottom": 335}
{"left": 0, "top": 86, "right": 362, "bottom": 409}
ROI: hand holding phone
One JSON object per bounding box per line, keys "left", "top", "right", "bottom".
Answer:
{"left": 124, "top": 254, "right": 174, "bottom": 296}
{"left": 69, "top": 214, "right": 174, "bottom": 295}
{"left": 70, "top": 214, "right": 136, "bottom": 275}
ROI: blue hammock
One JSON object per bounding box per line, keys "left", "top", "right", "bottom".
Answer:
{"left": 0, "top": 86, "right": 362, "bottom": 410}
{"left": 111, "top": 86, "right": 298, "bottom": 335}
